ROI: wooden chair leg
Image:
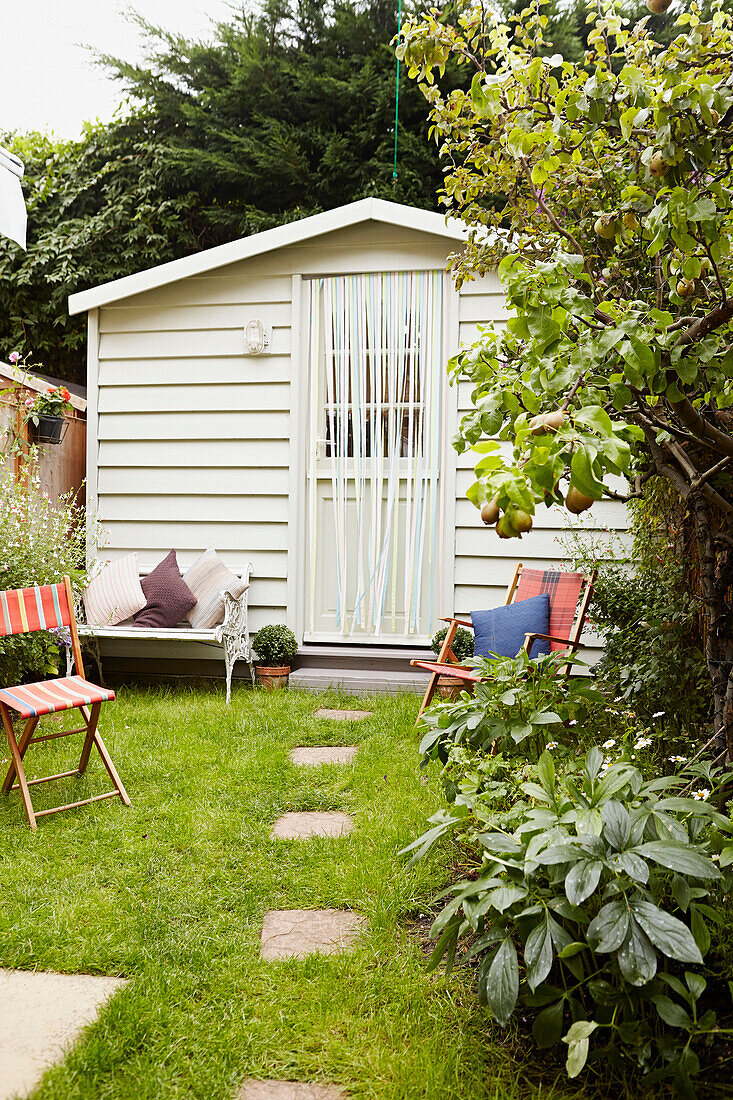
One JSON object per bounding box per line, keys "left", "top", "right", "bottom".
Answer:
{"left": 2, "top": 715, "right": 38, "bottom": 793}
{"left": 416, "top": 672, "right": 439, "bottom": 724}
{"left": 1, "top": 703, "right": 36, "bottom": 830}
{"left": 415, "top": 620, "right": 460, "bottom": 726}
{"left": 91, "top": 729, "right": 131, "bottom": 806}
{"left": 77, "top": 701, "right": 101, "bottom": 775}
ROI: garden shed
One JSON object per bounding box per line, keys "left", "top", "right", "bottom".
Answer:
{"left": 68, "top": 198, "right": 627, "bottom": 690}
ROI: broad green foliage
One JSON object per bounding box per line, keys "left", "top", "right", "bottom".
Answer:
{"left": 398, "top": 0, "right": 733, "bottom": 754}
{"left": 405, "top": 743, "right": 733, "bottom": 1093}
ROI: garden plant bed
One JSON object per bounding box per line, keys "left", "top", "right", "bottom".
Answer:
{"left": 0, "top": 686, "right": 593, "bottom": 1100}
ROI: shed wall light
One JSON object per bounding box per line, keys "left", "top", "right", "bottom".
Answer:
{"left": 244, "top": 319, "right": 270, "bottom": 355}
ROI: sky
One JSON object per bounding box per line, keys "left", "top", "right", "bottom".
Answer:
{"left": 1, "top": 0, "right": 238, "bottom": 139}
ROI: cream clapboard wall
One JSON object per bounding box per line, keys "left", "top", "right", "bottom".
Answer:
{"left": 90, "top": 220, "right": 628, "bottom": 661}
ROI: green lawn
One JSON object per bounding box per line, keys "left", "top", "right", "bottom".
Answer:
{"left": 0, "top": 686, "right": 580, "bottom": 1099}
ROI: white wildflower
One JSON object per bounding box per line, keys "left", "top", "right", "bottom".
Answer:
{"left": 546, "top": 741, "right": 558, "bottom": 751}
{"left": 669, "top": 755, "right": 687, "bottom": 764}
{"left": 692, "top": 788, "right": 711, "bottom": 801}
{"left": 567, "top": 720, "right": 577, "bottom": 727}
{"left": 603, "top": 738, "right": 616, "bottom": 750}
{"left": 652, "top": 711, "right": 665, "bottom": 719}
{"left": 711, "top": 854, "right": 720, "bottom": 862}
{"left": 635, "top": 737, "right": 652, "bottom": 749}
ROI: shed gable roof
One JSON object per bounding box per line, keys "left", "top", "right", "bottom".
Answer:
{"left": 68, "top": 198, "right": 466, "bottom": 316}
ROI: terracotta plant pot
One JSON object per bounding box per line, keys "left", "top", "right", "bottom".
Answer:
{"left": 256, "top": 665, "right": 290, "bottom": 690}
{"left": 437, "top": 674, "right": 464, "bottom": 700}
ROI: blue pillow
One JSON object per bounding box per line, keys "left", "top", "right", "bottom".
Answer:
{"left": 471, "top": 594, "right": 551, "bottom": 660}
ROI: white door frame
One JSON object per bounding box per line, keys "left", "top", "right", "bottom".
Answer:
{"left": 286, "top": 269, "right": 459, "bottom": 647}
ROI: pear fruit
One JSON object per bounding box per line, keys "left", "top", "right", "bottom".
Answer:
{"left": 496, "top": 514, "right": 521, "bottom": 539}
{"left": 481, "top": 498, "right": 500, "bottom": 526}
{"left": 543, "top": 409, "right": 566, "bottom": 431}
{"left": 510, "top": 508, "right": 533, "bottom": 534}
{"left": 646, "top": 0, "right": 672, "bottom": 11}
{"left": 594, "top": 215, "right": 617, "bottom": 240}
{"left": 649, "top": 151, "right": 668, "bottom": 179}
{"left": 529, "top": 413, "right": 549, "bottom": 435}
{"left": 622, "top": 211, "right": 640, "bottom": 231}
{"left": 677, "top": 278, "right": 695, "bottom": 299}
{"left": 565, "top": 487, "right": 595, "bottom": 515}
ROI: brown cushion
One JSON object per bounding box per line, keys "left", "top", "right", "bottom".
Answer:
{"left": 133, "top": 550, "right": 197, "bottom": 629}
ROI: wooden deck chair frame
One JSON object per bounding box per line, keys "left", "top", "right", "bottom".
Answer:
{"left": 0, "top": 576, "right": 130, "bottom": 830}
{"left": 411, "top": 563, "right": 596, "bottom": 723}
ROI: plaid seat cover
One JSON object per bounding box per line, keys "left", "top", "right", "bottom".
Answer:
{"left": 515, "top": 569, "right": 585, "bottom": 651}
{"left": 0, "top": 583, "right": 72, "bottom": 637}
{"left": 0, "top": 676, "right": 115, "bottom": 719}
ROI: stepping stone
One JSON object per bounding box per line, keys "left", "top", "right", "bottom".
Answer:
{"left": 238, "top": 1082, "right": 347, "bottom": 1100}
{"left": 260, "top": 909, "right": 366, "bottom": 960}
{"left": 289, "top": 746, "right": 357, "bottom": 767}
{"left": 0, "top": 968, "right": 126, "bottom": 1100}
{"left": 315, "top": 708, "right": 372, "bottom": 721}
{"left": 270, "top": 811, "right": 353, "bottom": 840}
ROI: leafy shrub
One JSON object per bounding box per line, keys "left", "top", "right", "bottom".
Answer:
{"left": 0, "top": 469, "right": 88, "bottom": 684}
{"left": 431, "top": 624, "right": 474, "bottom": 662}
{"left": 252, "top": 624, "right": 298, "bottom": 666}
{"left": 406, "top": 747, "right": 733, "bottom": 1095}
{"left": 419, "top": 649, "right": 601, "bottom": 769}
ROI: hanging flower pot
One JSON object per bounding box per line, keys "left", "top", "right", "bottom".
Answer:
{"left": 28, "top": 414, "right": 67, "bottom": 445}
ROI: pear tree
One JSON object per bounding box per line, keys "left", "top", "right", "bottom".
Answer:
{"left": 398, "top": 0, "right": 733, "bottom": 756}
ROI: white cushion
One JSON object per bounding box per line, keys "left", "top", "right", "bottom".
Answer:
{"left": 183, "top": 550, "right": 248, "bottom": 630}
{"left": 83, "top": 553, "right": 146, "bottom": 627}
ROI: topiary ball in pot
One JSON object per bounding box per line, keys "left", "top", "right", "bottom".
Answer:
{"left": 430, "top": 625, "right": 474, "bottom": 699}
{"left": 252, "top": 624, "right": 298, "bottom": 689}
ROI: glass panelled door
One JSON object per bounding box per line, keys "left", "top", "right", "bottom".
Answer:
{"left": 306, "top": 271, "right": 443, "bottom": 642}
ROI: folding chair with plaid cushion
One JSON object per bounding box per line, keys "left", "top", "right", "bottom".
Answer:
{"left": 0, "top": 576, "right": 130, "bottom": 829}
{"left": 411, "top": 563, "right": 596, "bottom": 721}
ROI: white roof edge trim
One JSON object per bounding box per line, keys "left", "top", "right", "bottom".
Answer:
{"left": 68, "top": 197, "right": 468, "bottom": 316}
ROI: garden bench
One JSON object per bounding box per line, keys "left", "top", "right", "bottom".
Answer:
{"left": 68, "top": 563, "right": 254, "bottom": 704}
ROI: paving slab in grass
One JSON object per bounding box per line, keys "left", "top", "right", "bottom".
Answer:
{"left": 260, "top": 909, "right": 366, "bottom": 960}
{"left": 289, "top": 746, "right": 357, "bottom": 767}
{"left": 314, "top": 708, "right": 372, "bottom": 721}
{"left": 270, "top": 811, "right": 354, "bottom": 840}
{"left": 0, "top": 968, "right": 126, "bottom": 1100}
{"left": 238, "top": 1082, "right": 347, "bottom": 1100}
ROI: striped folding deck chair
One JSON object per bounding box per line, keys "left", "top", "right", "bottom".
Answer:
{"left": 411, "top": 563, "right": 596, "bottom": 722}
{"left": 0, "top": 576, "right": 130, "bottom": 829}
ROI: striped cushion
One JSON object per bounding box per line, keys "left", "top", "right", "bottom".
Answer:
{"left": 0, "top": 583, "right": 71, "bottom": 637}
{"left": 83, "top": 554, "right": 146, "bottom": 627}
{"left": 183, "top": 550, "right": 248, "bottom": 630}
{"left": 0, "top": 675, "right": 115, "bottom": 718}
{"left": 515, "top": 569, "right": 585, "bottom": 651}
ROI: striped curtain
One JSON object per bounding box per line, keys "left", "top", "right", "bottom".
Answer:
{"left": 308, "top": 271, "right": 443, "bottom": 637}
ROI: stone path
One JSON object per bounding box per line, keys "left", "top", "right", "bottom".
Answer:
{"left": 270, "top": 812, "right": 353, "bottom": 840}
{"left": 314, "top": 708, "right": 372, "bottom": 721}
{"left": 0, "top": 968, "right": 126, "bottom": 1100}
{"left": 260, "top": 909, "right": 366, "bottom": 960}
{"left": 289, "top": 746, "right": 358, "bottom": 767}
{"left": 238, "top": 1082, "right": 347, "bottom": 1099}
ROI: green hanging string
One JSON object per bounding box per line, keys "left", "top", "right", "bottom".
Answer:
{"left": 393, "top": 0, "right": 402, "bottom": 183}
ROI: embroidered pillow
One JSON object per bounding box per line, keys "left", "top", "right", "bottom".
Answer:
{"left": 133, "top": 550, "right": 197, "bottom": 629}
{"left": 83, "top": 553, "right": 146, "bottom": 627}
{"left": 471, "top": 594, "right": 551, "bottom": 660}
{"left": 183, "top": 550, "right": 248, "bottom": 630}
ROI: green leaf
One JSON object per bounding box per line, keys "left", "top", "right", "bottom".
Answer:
{"left": 537, "top": 749, "right": 556, "bottom": 797}
{"left": 525, "top": 918, "right": 554, "bottom": 991}
{"left": 654, "top": 995, "right": 693, "bottom": 1029}
{"left": 565, "top": 859, "right": 603, "bottom": 905}
{"left": 617, "top": 916, "right": 657, "bottom": 986}
{"left": 602, "top": 799, "right": 631, "bottom": 849}
{"left": 690, "top": 906, "right": 711, "bottom": 955}
{"left": 563, "top": 1020, "right": 598, "bottom": 1078}
{"left": 587, "top": 899, "right": 629, "bottom": 953}
{"left": 637, "top": 842, "right": 722, "bottom": 879}
{"left": 570, "top": 448, "right": 604, "bottom": 500}
{"left": 631, "top": 900, "right": 703, "bottom": 964}
{"left": 533, "top": 1000, "right": 564, "bottom": 1049}
{"left": 485, "top": 937, "right": 519, "bottom": 1026}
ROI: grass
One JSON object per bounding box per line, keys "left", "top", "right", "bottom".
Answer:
{"left": 0, "top": 685, "right": 582, "bottom": 1099}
